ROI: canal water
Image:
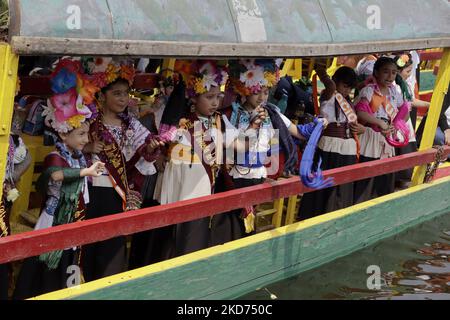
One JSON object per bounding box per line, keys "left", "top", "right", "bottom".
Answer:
{"left": 239, "top": 212, "right": 450, "bottom": 300}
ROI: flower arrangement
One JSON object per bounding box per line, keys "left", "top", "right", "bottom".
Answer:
{"left": 227, "top": 59, "right": 280, "bottom": 97}
{"left": 43, "top": 57, "right": 137, "bottom": 133}
{"left": 175, "top": 60, "right": 228, "bottom": 97}
{"left": 43, "top": 58, "right": 97, "bottom": 133}
{"left": 395, "top": 54, "right": 411, "bottom": 68}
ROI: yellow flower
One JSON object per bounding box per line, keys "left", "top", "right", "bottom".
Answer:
{"left": 194, "top": 78, "right": 207, "bottom": 94}
{"left": 105, "top": 64, "right": 120, "bottom": 84}
{"left": 67, "top": 115, "right": 85, "bottom": 128}
{"left": 264, "top": 72, "right": 277, "bottom": 87}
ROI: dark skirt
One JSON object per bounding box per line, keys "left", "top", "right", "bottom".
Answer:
{"left": 0, "top": 263, "right": 8, "bottom": 300}
{"left": 128, "top": 173, "right": 175, "bottom": 268}
{"left": 354, "top": 155, "right": 396, "bottom": 204}
{"left": 208, "top": 211, "right": 246, "bottom": 247}
{"left": 82, "top": 186, "right": 127, "bottom": 282}
{"left": 128, "top": 224, "right": 175, "bottom": 268}
{"left": 207, "top": 176, "right": 262, "bottom": 248}
{"left": 298, "top": 149, "right": 357, "bottom": 221}
{"left": 173, "top": 217, "right": 211, "bottom": 257}
{"left": 13, "top": 250, "right": 79, "bottom": 300}
{"left": 395, "top": 141, "right": 418, "bottom": 183}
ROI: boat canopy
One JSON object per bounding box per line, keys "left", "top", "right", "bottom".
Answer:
{"left": 7, "top": 0, "right": 450, "bottom": 57}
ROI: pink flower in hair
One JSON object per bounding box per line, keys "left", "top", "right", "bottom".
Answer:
{"left": 50, "top": 88, "right": 78, "bottom": 123}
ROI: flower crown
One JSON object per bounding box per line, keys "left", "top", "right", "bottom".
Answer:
{"left": 82, "top": 57, "right": 136, "bottom": 88}
{"left": 395, "top": 54, "right": 411, "bottom": 69}
{"left": 175, "top": 60, "right": 228, "bottom": 97}
{"left": 227, "top": 59, "right": 280, "bottom": 97}
{"left": 43, "top": 58, "right": 98, "bottom": 133}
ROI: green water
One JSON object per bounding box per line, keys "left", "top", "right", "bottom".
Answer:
{"left": 239, "top": 212, "right": 450, "bottom": 300}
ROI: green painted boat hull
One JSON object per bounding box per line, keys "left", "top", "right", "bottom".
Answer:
{"left": 45, "top": 177, "right": 450, "bottom": 300}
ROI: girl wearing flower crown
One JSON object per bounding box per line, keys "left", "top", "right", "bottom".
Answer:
{"left": 224, "top": 59, "right": 321, "bottom": 234}
{"left": 80, "top": 59, "right": 163, "bottom": 281}
{"left": 393, "top": 53, "right": 431, "bottom": 187}
{"left": 13, "top": 58, "right": 105, "bottom": 299}
{"left": 150, "top": 60, "right": 265, "bottom": 257}
{"left": 353, "top": 57, "right": 410, "bottom": 202}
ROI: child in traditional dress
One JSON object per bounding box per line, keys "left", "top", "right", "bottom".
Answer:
{"left": 153, "top": 60, "right": 265, "bottom": 256}
{"left": 393, "top": 53, "right": 430, "bottom": 187}
{"left": 224, "top": 59, "right": 319, "bottom": 233}
{"left": 13, "top": 58, "right": 104, "bottom": 299}
{"left": 81, "top": 59, "right": 163, "bottom": 281}
{"left": 298, "top": 65, "right": 365, "bottom": 220}
{"left": 353, "top": 57, "right": 408, "bottom": 202}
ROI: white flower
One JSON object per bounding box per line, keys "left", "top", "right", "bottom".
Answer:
{"left": 75, "top": 94, "right": 92, "bottom": 118}
{"left": 91, "top": 57, "right": 112, "bottom": 73}
{"left": 53, "top": 121, "right": 72, "bottom": 133}
{"left": 240, "top": 66, "right": 265, "bottom": 88}
{"left": 7, "top": 188, "right": 20, "bottom": 202}
{"left": 202, "top": 73, "right": 219, "bottom": 91}
{"left": 42, "top": 100, "right": 57, "bottom": 128}
{"left": 43, "top": 99, "right": 74, "bottom": 133}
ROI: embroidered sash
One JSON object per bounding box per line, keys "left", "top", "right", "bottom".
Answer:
{"left": 89, "top": 118, "right": 129, "bottom": 207}
{"left": 178, "top": 112, "right": 223, "bottom": 188}
{"left": 335, "top": 92, "right": 358, "bottom": 123}
{"left": 335, "top": 93, "right": 361, "bottom": 161}
{"left": 369, "top": 88, "right": 398, "bottom": 122}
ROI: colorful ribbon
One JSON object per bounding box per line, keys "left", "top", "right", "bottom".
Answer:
{"left": 299, "top": 119, "right": 334, "bottom": 189}
{"left": 385, "top": 101, "right": 410, "bottom": 147}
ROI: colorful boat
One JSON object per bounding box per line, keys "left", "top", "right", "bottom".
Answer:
{"left": 0, "top": 0, "right": 450, "bottom": 300}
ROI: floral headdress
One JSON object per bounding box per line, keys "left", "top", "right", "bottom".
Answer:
{"left": 43, "top": 58, "right": 99, "bottom": 133}
{"left": 175, "top": 60, "right": 228, "bottom": 98}
{"left": 82, "top": 57, "right": 136, "bottom": 88}
{"left": 394, "top": 54, "right": 412, "bottom": 69}
{"left": 227, "top": 59, "right": 280, "bottom": 97}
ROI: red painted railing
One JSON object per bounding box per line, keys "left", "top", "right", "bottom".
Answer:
{"left": 1, "top": 146, "right": 450, "bottom": 264}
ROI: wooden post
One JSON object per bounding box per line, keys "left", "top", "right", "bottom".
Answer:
{"left": 411, "top": 48, "right": 450, "bottom": 186}
{"left": 0, "top": 44, "right": 19, "bottom": 200}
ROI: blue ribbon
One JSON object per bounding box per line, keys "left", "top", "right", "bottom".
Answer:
{"left": 299, "top": 119, "right": 334, "bottom": 189}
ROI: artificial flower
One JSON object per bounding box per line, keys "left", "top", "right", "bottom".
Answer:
{"left": 264, "top": 71, "right": 278, "bottom": 87}
{"left": 120, "top": 65, "right": 136, "bottom": 85}
{"left": 240, "top": 66, "right": 266, "bottom": 88}
{"left": 50, "top": 88, "right": 78, "bottom": 123}
{"left": 6, "top": 188, "right": 20, "bottom": 202}
{"left": 75, "top": 94, "right": 93, "bottom": 117}
{"left": 67, "top": 115, "right": 85, "bottom": 129}
{"left": 90, "top": 72, "right": 107, "bottom": 88}
{"left": 51, "top": 68, "right": 77, "bottom": 94}
{"left": 77, "top": 74, "right": 100, "bottom": 105}
{"left": 105, "top": 64, "right": 120, "bottom": 84}
{"left": 89, "top": 57, "right": 112, "bottom": 73}
{"left": 52, "top": 58, "right": 82, "bottom": 76}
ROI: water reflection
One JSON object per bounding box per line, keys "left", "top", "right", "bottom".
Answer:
{"left": 239, "top": 214, "right": 450, "bottom": 300}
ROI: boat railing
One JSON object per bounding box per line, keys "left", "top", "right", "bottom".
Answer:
{"left": 1, "top": 146, "right": 449, "bottom": 265}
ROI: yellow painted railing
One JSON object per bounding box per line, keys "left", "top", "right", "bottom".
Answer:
{"left": 0, "top": 43, "right": 19, "bottom": 200}
{"left": 412, "top": 48, "right": 450, "bottom": 186}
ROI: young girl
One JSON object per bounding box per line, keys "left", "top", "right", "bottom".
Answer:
{"left": 154, "top": 60, "right": 263, "bottom": 256}
{"left": 225, "top": 59, "right": 315, "bottom": 233}
{"left": 82, "top": 59, "right": 162, "bottom": 281}
{"left": 393, "top": 53, "right": 430, "bottom": 187}
{"left": 298, "top": 65, "right": 365, "bottom": 220}
{"left": 353, "top": 57, "right": 407, "bottom": 202}
{"left": 13, "top": 59, "right": 104, "bottom": 299}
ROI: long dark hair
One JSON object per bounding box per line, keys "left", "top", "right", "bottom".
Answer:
{"left": 373, "top": 57, "right": 396, "bottom": 75}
